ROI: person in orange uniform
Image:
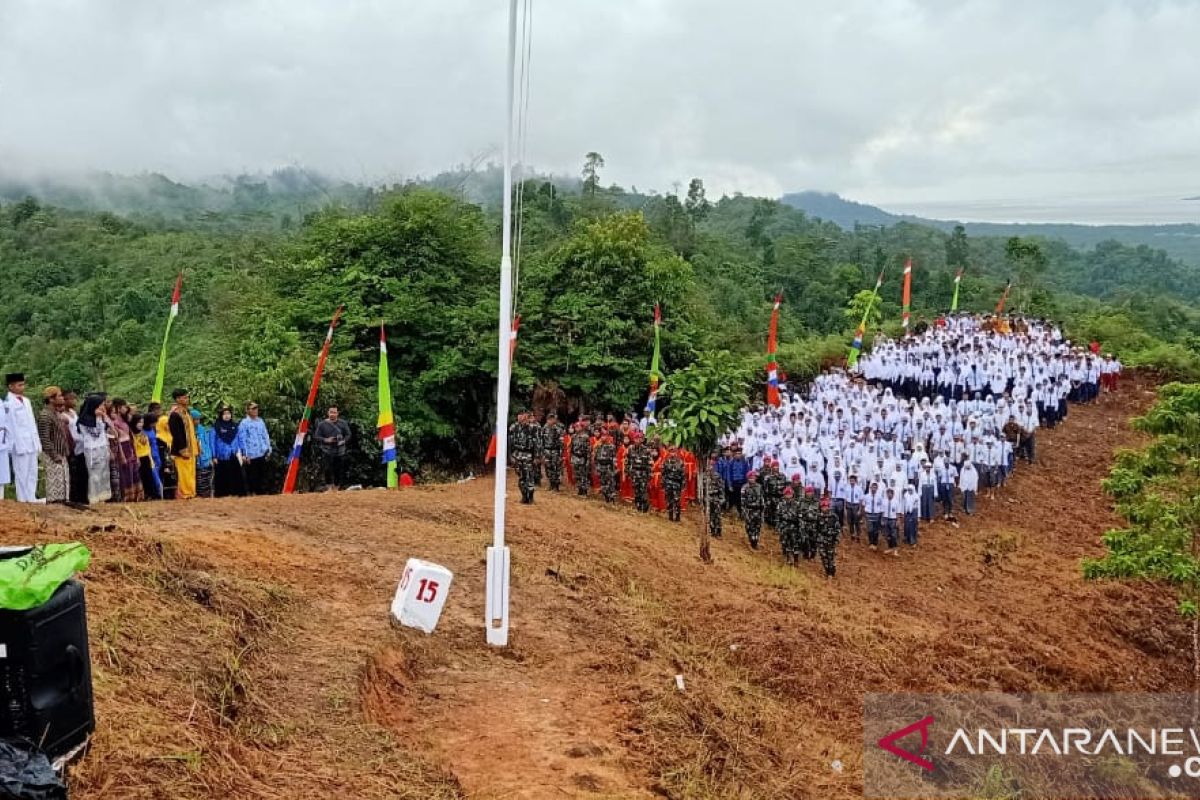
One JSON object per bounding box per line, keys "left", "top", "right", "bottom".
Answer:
{"left": 616, "top": 437, "right": 634, "bottom": 502}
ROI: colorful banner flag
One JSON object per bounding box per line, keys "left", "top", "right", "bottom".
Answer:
{"left": 901, "top": 257, "right": 913, "bottom": 332}
{"left": 766, "top": 293, "right": 782, "bottom": 407}
{"left": 847, "top": 270, "right": 884, "bottom": 368}
{"left": 151, "top": 273, "right": 183, "bottom": 403}
{"left": 485, "top": 315, "right": 521, "bottom": 465}
{"left": 995, "top": 280, "right": 1012, "bottom": 314}
{"left": 378, "top": 325, "right": 398, "bottom": 488}
{"left": 951, "top": 267, "right": 964, "bottom": 312}
{"left": 282, "top": 305, "right": 344, "bottom": 494}
{"left": 645, "top": 304, "right": 663, "bottom": 420}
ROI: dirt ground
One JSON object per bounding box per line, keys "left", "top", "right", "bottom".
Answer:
{"left": 0, "top": 377, "right": 1188, "bottom": 799}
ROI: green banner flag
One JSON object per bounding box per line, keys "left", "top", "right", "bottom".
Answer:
{"left": 847, "top": 271, "right": 884, "bottom": 367}
{"left": 645, "top": 304, "right": 663, "bottom": 419}
{"left": 378, "top": 325, "right": 398, "bottom": 488}
{"left": 151, "top": 273, "right": 183, "bottom": 403}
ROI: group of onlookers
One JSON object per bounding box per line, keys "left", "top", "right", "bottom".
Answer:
{"left": 0, "top": 374, "right": 276, "bottom": 504}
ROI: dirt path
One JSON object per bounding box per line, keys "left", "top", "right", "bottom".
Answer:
{"left": 0, "top": 378, "right": 1187, "bottom": 799}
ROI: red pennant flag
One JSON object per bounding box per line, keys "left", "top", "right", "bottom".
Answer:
{"left": 995, "top": 280, "right": 1013, "bottom": 314}
{"left": 766, "top": 293, "right": 782, "bottom": 407}
{"left": 901, "top": 258, "right": 913, "bottom": 332}
{"left": 282, "top": 305, "right": 344, "bottom": 494}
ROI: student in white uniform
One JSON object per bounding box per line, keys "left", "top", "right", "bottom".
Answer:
{"left": 845, "top": 474, "right": 864, "bottom": 542}
{"left": 882, "top": 486, "right": 902, "bottom": 555}
{"left": 959, "top": 459, "right": 979, "bottom": 516}
{"left": 2, "top": 372, "right": 42, "bottom": 503}
{"left": 902, "top": 484, "right": 920, "bottom": 547}
{"left": 934, "top": 456, "right": 957, "bottom": 520}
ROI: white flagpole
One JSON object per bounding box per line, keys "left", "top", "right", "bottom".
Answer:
{"left": 486, "top": 0, "right": 519, "bottom": 647}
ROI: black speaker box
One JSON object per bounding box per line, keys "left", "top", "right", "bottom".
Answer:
{"left": 0, "top": 578, "right": 95, "bottom": 759}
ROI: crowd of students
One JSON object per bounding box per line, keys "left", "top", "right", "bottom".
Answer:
{"left": 716, "top": 313, "right": 1120, "bottom": 558}
{"left": 504, "top": 312, "right": 1121, "bottom": 576}
{"left": 0, "top": 379, "right": 280, "bottom": 504}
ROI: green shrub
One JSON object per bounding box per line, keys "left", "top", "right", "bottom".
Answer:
{"left": 1124, "top": 343, "right": 1200, "bottom": 382}
{"left": 1066, "top": 309, "right": 1156, "bottom": 354}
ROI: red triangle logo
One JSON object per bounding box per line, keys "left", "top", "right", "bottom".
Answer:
{"left": 878, "top": 715, "right": 935, "bottom": 772}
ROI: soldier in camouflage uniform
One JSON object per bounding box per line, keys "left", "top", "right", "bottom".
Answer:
{"left": 510, "top": 411, "right": 539, "bottom": 504}
{"left": 763, "top": 461, "right": 786, "bottom": 529}
{"left": 595, "top": 434, "right": 618, "bottom": 503}
{"left": 741, "top": 470, "right": 765, "bottom": 549}
{"left": 627, "top": 434, "right": 654, "bottom": 513}
{"left": 798, "top": 486, "right": 820, "bottom": 560}
{"left": 527, "top": 413, "right": 544, "bottom": 486}
{"left": 541, "top": 412, "right": 566, "bottom": 491}
{"left": 604, "top": 415, "right": 621, "bottom": 447}
{"left": 788, "top": 473, "right": 805, "bottom": 521}
{"left": 507, "top": 413, "right": 522, "bottom": 451}
{"left": 817, "top": 494, "right": 841, "bottom": 579}
{"left": 570, "top": 422, "right": 592, "bottom": 496}
{"left": 777, "top": 486, "right": 799, "bottom": 565}
{"left": 703, "top": 458, "right": 725, "bottom": 538}
{"left": 661, "top": 446, "right": 686, "bottom": 522}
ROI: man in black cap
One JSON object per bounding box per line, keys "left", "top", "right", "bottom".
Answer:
{"left": 2, "top": 372, "right": 42, "bottom": 502}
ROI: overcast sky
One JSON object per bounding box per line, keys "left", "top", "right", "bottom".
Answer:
{"left": 1, "top": 0, "right": 1198, "bottom": 223}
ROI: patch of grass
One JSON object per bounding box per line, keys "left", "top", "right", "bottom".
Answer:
{"left": 981, "top": 532, "right": 1020, "bottom": 568}
{"left": 973, "top": 764, "right": 1023, "bottom": 799}
{"left": 95, "top": 608, "right": 127, "bottom": 673}
{"left": 621, "top": 577, "right": 669, "bottom": 615}
{"left": 754, "top": 561, "right": 813, "bottom": 592}
{"left": 1090, "top": 754, "right": 1145, "bottom": 790}
{"left": 149, "top": 750, "right": 204, "bottom": 773}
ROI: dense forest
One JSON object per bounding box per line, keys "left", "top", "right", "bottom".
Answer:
{"left": 782, "top": 190, "right": 1200, "bottom": 265}
{"left": 2, "top": 163, "right": 1199, "bottom": 484}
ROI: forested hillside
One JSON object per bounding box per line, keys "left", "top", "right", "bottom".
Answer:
{"left": 782, "top": 190, "right": 1200, "bottom": 266}
{"left": 3, "top": 170, "right": 1199, "bottom": 480}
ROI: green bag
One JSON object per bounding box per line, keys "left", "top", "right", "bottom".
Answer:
{"left": 0, "top": 543, "right": 91, "bottom": 611}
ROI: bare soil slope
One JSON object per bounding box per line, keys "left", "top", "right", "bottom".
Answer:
{"left": 0, "top": 378, "right": 1188, "bottom": 799}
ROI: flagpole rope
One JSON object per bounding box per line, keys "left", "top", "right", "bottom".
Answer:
{"left": 511, "top": 0, "right": 534, "bottom": 316}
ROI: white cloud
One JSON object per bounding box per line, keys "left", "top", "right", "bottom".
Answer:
{"left": 0, "top": 0, "right": 1198, "bottom": 222}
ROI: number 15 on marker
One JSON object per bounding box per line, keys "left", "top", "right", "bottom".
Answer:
{"left": 416, "top": 579, "right": 439, "bottom": 603}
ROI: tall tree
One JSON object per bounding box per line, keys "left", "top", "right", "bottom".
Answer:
{"left": 945, "top": 224, "right": 969, "bottom": 269}
{"left": 582, "top": 152, "right": 605, "bottom": 197}
{"left": 1004, "top": 237, "right": 1047, "bottom": 313}
{"left": 289, "top": 188, "right": 498, "bottom": 465}
{"left": 845, "top": 289, "right": 883, "bottom": 330}
{"left": 646, "top": 194, "right": 696, "bottom": 257}
{"left": 658, "top": 350, "right": 751, "bottom": 563}
{"left": 745, "top": 199, "right": 777, "bottom": 268}
{"left": 684, "top": 178, "right": 710, "bottom": 221}
{"left": 521, "top": 211, "right": 694, "bottom": 411}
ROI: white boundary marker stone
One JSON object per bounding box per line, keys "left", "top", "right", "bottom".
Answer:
{"left": 392, "top": 558, "right": 454, "bottom": 634}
